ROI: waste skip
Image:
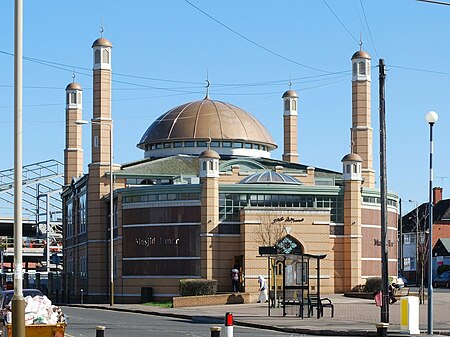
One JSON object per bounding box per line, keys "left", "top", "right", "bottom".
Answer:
{"left": 2, "top": 294, "right": 66, "bottom": 337}
{"left": 4, "top": 323, "right": 66, "bottom": 337}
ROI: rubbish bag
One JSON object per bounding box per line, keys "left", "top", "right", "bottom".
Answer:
{"left": 374, "top": 291, "right": 382, "bottom": 307}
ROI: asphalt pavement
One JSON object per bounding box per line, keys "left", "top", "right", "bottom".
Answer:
{"left": 66, "top": 289, "right": 450, "bottom": 336}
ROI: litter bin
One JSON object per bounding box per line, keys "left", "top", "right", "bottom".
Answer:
{"left": 141, "top": 287, "right": 153, "bottom": 303}
{"left": 400, "top": 296, "right": 420, "bottom": 335}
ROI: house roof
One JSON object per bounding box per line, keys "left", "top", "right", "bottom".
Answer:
{"left": 433, "top": 238, "right": 450, "bottom": 256}
{"left": 402, "top": 198, "right": 450, "bottom": 233}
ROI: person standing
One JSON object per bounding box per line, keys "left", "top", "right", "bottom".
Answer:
{"left": 257, "top": 275, "right": 268, "bottom": 303}
{"left": 231, "top": 266, "right": 240, "bottom": 293}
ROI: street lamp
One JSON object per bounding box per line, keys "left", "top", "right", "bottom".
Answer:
{"left": 76, "top": 119, "right": 114, "bottom": 306}
{"left": 425, "top": 110, "right": 438, "bottom": 334}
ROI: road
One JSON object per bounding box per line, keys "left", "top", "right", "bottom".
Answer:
{"left": 62, "top": 306, "right": 299, "bottom": 337}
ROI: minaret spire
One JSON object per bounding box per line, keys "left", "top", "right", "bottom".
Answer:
{"left": 205, "top": 69, "right": 210, "bottom": 99}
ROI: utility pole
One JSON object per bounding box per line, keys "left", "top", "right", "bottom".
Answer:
{"left": 399, "top": 199, "right": 403, "bottom": 274}
{"left": 379, "top": 58, "right": 389, "bottom": 324}
{"left": 13, "top": 0, "right": 26, "bottom": 336}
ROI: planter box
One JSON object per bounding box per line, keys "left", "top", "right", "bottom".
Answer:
{"left": 344, "top": 292, "right": 375, "bottom": 299}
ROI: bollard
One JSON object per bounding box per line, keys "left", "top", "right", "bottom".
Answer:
{"left": 80, "top": 289, "right": 84, "bottom": 304}
{"left": 225, "top": 312, "right": 233, "bottom": 337}
{"left": 375, "top": 322, "right": 389, "bottom": 337}
{"left": 96, "top": 325, "right": 106, "bottom": 337}
{"left": 210, "top": 326, "right": 221, "bottom": 337}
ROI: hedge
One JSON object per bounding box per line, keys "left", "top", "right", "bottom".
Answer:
{"left": 179, "top": 278, "right": 218, "bottom": 296}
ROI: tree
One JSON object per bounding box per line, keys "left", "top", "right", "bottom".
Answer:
{"left": 409, "top": 204, "right": 429, "bottom": 304}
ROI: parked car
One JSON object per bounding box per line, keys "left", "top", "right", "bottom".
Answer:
{"left": 397, "top": 274, "right": 408, "bottom": 286}
{"left": 433, "top": 271, "right": 450, "bottom": 288}
{"left": 0, "top": 289, "right": 43, "bottom": 323}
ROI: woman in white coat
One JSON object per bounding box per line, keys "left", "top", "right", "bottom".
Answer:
{"left": 257, "top": 275, "right": 268, "bottom": 303}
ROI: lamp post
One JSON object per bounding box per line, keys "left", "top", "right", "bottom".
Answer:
{"left": 76, "top": 119, "right": 114, "bottom": 306}
{"left": 425, "top": 110, "right": 438, "bottom": 334}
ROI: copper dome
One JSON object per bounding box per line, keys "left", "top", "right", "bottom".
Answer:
{"left": 200, "top": 149, "right": 220, "bottom": 159}
{"left": 92, "top": 37, "right": 112, "bottom": 48}
{"left": 341, "top": 153, "right": 363, "bottom": 162}
{"left": 138, "top": 98, "right": 277, "bottom": 150}
{"left": 282, "top": 90, "right": 298, "bottom": 98}
{"left": 65, "top": 82, "right": 82, "bottom": 91}
{"left": 351, "top": 50, "right": 371, "bottom": 60}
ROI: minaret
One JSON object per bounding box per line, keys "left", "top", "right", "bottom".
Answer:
{"left": 351, "top": 48, "right": 375, "bottom": 187}
{"left": 91, "top": 37, "right": 112, "bottom": 164}
{"left": 282, "top": 89, "right": 299, "bottom": 163}
{"left": 87, "top": 36, "right": 113, "bottom": 303}
{"left": 341, "top": 152, "right": 363, "bottom": 290}
{"left": 64, "top": 81, "right": 83, "bottom": 185}
{"left": 199, "top": 149, "right": 220, "bottom": 280}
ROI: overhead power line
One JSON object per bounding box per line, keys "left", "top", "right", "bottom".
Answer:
{"left": 323, "top": 0, "right": 359, "bottom": 45}
{"left": 388, "top": 64, "right": 450, "bottom": 75}
{"left": 416, "top": 0, "right": 450, "bottom": 5}
{"left": 184, "top": 0, "right": 336, "bottom": 74}
{"left": 359, "top": 0, "right": 380, "bottom": 59}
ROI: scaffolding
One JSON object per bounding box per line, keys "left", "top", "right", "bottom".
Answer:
{"left": 0, "top": 159, "right": 64, "bottom": 271}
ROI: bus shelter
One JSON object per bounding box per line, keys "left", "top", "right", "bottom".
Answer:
{"left": 259, "top": 242, "right": 326, "bottom": 318}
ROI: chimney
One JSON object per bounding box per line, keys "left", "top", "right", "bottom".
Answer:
{"left": 433, "top": 187, "right": 443, "bottom": 205}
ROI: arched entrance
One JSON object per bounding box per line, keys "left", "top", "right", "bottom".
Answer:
{"left": 259, "top": 236, "right": 326, "bottom": 318}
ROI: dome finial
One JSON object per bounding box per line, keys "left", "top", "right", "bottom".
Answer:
{"left": 207, "top": 128, "right": 212, "bottom": 150}
{"left": 205, "top": 70, "right": 210, "bottom": 99}
{"left": 359, "top": 33, "right": 363, "bottom": 51}
{"left": 72, "top": 71, "right": 76, "bottom": 83}
{"left": 100, "top": 20, "right": 104, "bottom": 37}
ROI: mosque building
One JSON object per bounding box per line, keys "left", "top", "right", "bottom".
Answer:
{"left": 62, "top": 37, "right": 399, "bottom": 303}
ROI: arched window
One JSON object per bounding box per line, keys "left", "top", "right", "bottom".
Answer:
{"left": 292, "top": 99, "right": 297, "bottom": 111}
{"left": 275, "top": 235, "right": 303, "bottom": 254}
{"left": 78, "top": 92, "right": 82, "bottom": 104}
{"left": 70, "top": 92, "right": 77, "bottom": 104}
{"left": 284, "top": 100, "right": 290, "bottom": 111}
{"left": 94, "top": 49, "right": 101, "bottom": 64}
{"left": 202, "top": 161, "right": 207, "bottom": 171}
{"left": 66, "top": 93, "right": 69, "bottom": 104}
{"left": 346, "top": 164, "right": 350, "bottom": 174}
{"left": 103, "top": 49, "right": 110, "bottom": 64}
{"left": 353, "top": 62, "right": 357, "bottom": 75}
{"left": 353, "top": 164, "right": 357, "bottom": 174}
{"left": 359, "top": 61, "right": 365, "bottom": 75}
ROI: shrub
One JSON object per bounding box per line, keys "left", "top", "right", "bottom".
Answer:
{"left": 364, "top": 277, "right": 382, "bottom": 293}
{"left": 351, "top": 284, "right": 364, "bottom": 292}
{"left": 179, "top": 279, "right": 218, "bottom": 296}
{"left": 437, "top": 264, "right": 450, "bottom": 275}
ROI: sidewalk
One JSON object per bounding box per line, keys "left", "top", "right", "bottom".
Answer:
{"left": 66, "top": 291, "right": 450, "bottom": 336}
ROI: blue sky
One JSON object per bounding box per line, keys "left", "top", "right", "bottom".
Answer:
{"left": 0, "top": 0, "right": 449, "bottom": 214}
